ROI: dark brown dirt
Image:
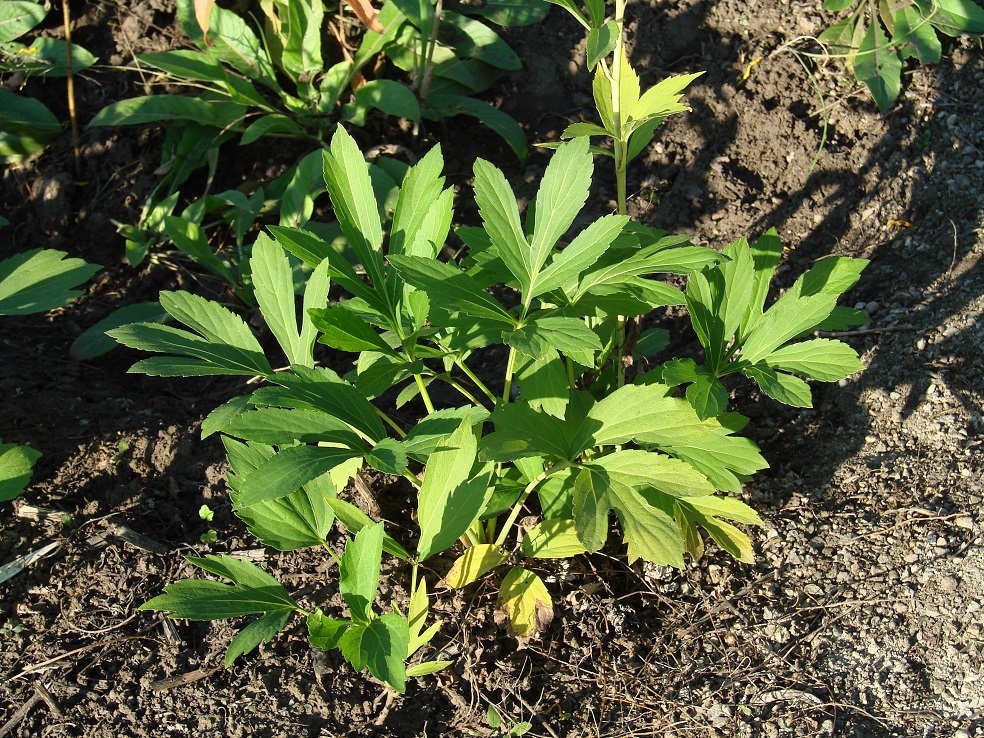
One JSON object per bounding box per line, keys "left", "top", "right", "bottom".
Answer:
{"left": 1, "top": 1, "right": 982, "bottom": 737}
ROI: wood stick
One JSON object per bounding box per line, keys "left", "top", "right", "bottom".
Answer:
{"left": 0, "top": 691, "right": 42, "bottom": 737}
{"left": 62, "top": 0, "right": 81, "bottom": 169}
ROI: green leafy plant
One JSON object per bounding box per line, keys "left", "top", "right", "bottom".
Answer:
{"left": 0, "top": 241, "right": 100, "bottom": 501}
{"left": 0, "top": 0, "right": 97, "bottom": 162}
{"left": 382, "top": 0, "right": 547, "bottom": 162}
{"left": 115, "top": 122, "right": 866, "bottom": 693}
{"left": 88, "top": 0, "right": 401, "bottom": 267}
{"left": 90, "top": 0, "right": 538, "bottom": 270}
{"left": 818, "top": 0, "right": 984, "bottom": 111}
{"left": 544, "top": 0, "right": 702, "bottom": 216}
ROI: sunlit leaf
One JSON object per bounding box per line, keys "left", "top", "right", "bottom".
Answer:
{"left": 444, "top": 544, "right": 509, "bottom": 587}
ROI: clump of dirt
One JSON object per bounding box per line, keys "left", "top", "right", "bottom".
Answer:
{"left": 1, "top": 0, "right": 983, "bottom": 736}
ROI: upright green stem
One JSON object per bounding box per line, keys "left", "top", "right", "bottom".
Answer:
{"left": 610, "top": 0, "right": 629, "bottom": 387}
{"left": 415, "top": 373, "right": 436, "bottom": 413}
{"left": 501, "top": 346, "right": 518, "bottom": 404}
{"left": 611, "top": 0, "right": 628, "bottom": 218}
{"left": 418, "top": 0, "right": 444, "bottom": 99}
{"left": 615, "top": 318, "right": 627, "bottom": 388}
{"left": 462, "top": 525, "right": 481, "bottom": 548}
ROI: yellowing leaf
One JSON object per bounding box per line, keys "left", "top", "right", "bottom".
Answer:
{"left": 443, "top": 544, "right": 508, "bottom": 588}
{"left": 494, "top": 567, "right": 553, "bottom": 644}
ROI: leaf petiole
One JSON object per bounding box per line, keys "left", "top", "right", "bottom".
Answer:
{"left": 494, "top": 462, "right": 569, "bottom": 548}
{"left": 415, "top": 373, "right": 436, "bottom": 413}
{"left": 376, "top": 407, "right": 407, "bottom": 439}
{"left": 453, "top": 357, "right": 497, "bottom": 405}
{"left": 501, "top": 346, "right": 518, "bottom": 403}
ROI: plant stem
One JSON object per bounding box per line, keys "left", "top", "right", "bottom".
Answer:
{"left": 415, "top": 373, "right": 436, "bottom": 413}
{"left": 418, "top": 0, "right": 443, "bottom": 99}
{"left": 323, "top": 543, "right": 342, "bottom": 566}
{"left": 462, "top": 525, "right": 481, "bottom": 548}
{"left": 501, "top": 346, "right": 518, "bottom": 404}
{"left": 62, "top": 0, "right": 80, "bottom": 170}
{"left": 484, "top": 517, "right": 497, "bottom": 544}
{"left": 454, "top": 357, "right": 497, "bottom": 405}
{"left": 494, "top": 465, "right": 566, "bottom": 548}
{"left": 610, "top": 0, "right": 628, "bottom": 387}
{"left": 614, "top": 319, "right": 627, "bottom": 388}
{"left": 611, "top": 0, "right": 628, "bottom": 218}
{"left": 446, "top": 377, "right": 490, "bottom": 410}
{"left": 377, "top": 408, "right": 407, "bottom": 438}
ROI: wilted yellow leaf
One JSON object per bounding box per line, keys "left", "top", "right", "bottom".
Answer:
{"left": 494, "top": 567, "right": 553, "bottom": 644}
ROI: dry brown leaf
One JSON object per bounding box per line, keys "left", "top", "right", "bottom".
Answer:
{"left": 194, "top": 0, "right": 217, "bottom": 45}
{"left": 344, "top": 0, "right": 385, "bottom": 34}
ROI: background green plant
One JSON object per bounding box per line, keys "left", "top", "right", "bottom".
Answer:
{"left": 0, "top": 233, "right": 100, "bottom": 501}
{"left": 89, "top": 0, "right": 539, "bottom": 271}
{"left": 818, "top": 0, "right": 984, "bottom": 111}
{"left": 544, "top": 0, "right": 701, "bottom": 217}
{"left": 0, "top": 0, "right": 96, "bottom": 163}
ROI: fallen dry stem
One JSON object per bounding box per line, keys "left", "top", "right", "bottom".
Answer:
{"left": 2, "top": 635, "right": 155, "bottom": 685}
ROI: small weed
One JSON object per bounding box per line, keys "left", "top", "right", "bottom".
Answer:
{"left": 0, "top": 619, "right": 24, "bottom": 639}
{"left": 199, "top": 504, "right": 217, "bottom": 543}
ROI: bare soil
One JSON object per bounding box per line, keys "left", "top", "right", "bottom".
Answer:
{"left": 1, "top": 1, "right": 982, "bottom": 737}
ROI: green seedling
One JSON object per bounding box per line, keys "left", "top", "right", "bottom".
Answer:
{"left": 0, "top": 619, "right": 24, "bottom": 639}
{"left": 542, "top": 0, "right": 703, "bottom": 392}
{"left": 382, "top": 0, "right": 542, "bottom": 162}
{"left": 199, "top": 504, "right": 218, "bottom": 543}
{"left": 544, "top": 0, "right": 701, "bottom": 217}
{"left": 486, "top": 704, "right": 532, "bottom": 736}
